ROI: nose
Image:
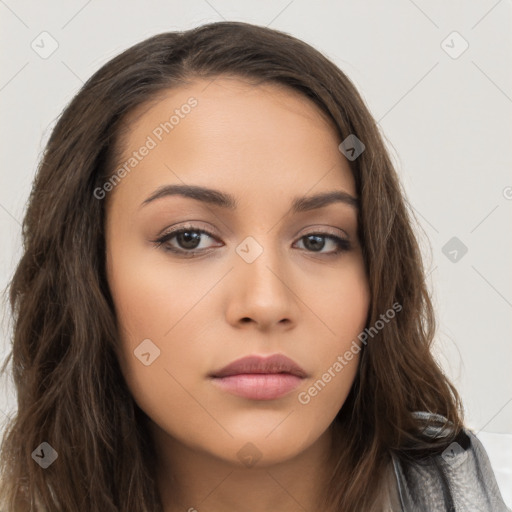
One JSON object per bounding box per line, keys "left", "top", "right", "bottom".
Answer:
{"left": 224, "top": 237, "right": 298, "bottom": 331}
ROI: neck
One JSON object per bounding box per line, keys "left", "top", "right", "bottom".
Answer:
{"left": 150, "top": 423, "right": 337, "bottom": 512}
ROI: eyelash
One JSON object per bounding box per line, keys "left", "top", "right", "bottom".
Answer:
{"left": 152, "top": 223, "right": 352, "bottom": 258}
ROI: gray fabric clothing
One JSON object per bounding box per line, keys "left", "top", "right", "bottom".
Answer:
{"left": 387, "top": 412, "right": 510, "bottom": 511}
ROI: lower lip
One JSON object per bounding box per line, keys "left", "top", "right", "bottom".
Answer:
{"left": 211, "top": 374, "right": 303, "bottom": 400}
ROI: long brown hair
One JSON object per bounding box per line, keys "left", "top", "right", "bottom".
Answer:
{"left": 0, "top": 21, "right": 464, "bottom": 511}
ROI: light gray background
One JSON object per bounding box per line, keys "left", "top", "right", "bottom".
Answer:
{"left": 1, "top": 0, "right": 511, "bottom": 505}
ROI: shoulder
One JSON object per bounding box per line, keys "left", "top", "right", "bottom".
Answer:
{"left": 390, "top": 412, "right": 510, "bottom": 511}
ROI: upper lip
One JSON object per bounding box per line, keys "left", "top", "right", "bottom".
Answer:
{"left": 210, "top": 354, "right": 308, "bottom": 378}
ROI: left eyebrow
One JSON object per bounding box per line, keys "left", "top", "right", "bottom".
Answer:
{"left": 140, "top": 184, "right": 359, "bottom": 212}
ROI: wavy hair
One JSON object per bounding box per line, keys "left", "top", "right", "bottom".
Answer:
{"left": 0, "top": 21, "right": 464, "bottom": 511}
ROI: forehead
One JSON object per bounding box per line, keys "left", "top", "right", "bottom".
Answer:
{"left": 107, "top": 76, "right": 355, "bottom": 210}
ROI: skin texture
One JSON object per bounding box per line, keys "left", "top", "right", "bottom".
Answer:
{"left": 105, "top": 77, "right": 371, "bottom": 512}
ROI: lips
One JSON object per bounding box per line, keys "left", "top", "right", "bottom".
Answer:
{"left": 209, "top": 354, "right": 308, "bottom": 379}
{"left": 209, "top": 354, "right": 308, "bottom": 400}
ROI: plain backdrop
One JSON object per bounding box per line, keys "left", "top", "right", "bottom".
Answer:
{"left": 0, "top": 0, "right": 511, "bottom": 505}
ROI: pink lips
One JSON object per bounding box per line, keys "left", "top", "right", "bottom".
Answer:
{"left": 209, "top": 354, "right": 307, "bottom": 401}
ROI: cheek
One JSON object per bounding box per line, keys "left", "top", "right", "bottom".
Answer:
{"left": 295, "top": 259, "right": 369, "bottom": 410}
{"left": 107, "top": 242, "right": 214, "bottom": 349}
{"left": 108, "top": 263, "right": 206, "bottom": 444}
{"left": 106, "top": 245, "right": 223, "bottom": 432}
{"left": 304, "top": 254, "right": 370, "bottom": 347}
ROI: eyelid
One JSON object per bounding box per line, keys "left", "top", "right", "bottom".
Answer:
{"left": 301, "top": 225, "right": 349, "bottom": 239}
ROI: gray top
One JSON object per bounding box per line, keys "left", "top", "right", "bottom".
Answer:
{"left": 387, "top": 412, "right": 510, "bottom": 511}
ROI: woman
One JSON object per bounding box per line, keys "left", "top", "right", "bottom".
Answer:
{"left": 0, "top": 21, "right": 508, "bottom": 511}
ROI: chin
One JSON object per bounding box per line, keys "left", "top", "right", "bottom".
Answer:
{"left": 212, "top": 428, "right": 325, "bottom": 468}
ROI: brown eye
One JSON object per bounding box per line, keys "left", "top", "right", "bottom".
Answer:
{"left": 154, "top": 225, "right": 221, "bottom": 255}
{"left": 295, "top": 233, "right": 351, "bottom": 255}
{"left": 172, "top": 230, "right": 203, "bottom": 250}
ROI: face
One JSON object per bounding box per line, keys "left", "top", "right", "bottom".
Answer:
{"left": 105, "top": 76, "right": 370, "bottom": 469}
